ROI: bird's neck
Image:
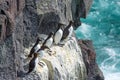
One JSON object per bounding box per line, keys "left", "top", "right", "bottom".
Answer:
{"left": 33, "top": 55, "right": 38, "bottom": 59}
{"left": 35, "top": 41, "right": 39, "bottom": 45}
{"left": 48, "top": 35, "right": 52, "bottom": 38}
{"left": 67, "top": 22, "right": 73, "bottom": 28}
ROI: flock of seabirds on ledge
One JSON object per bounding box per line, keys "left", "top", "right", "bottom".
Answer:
{"left": 25, "top": 20, "right": 74, "bottom": 75}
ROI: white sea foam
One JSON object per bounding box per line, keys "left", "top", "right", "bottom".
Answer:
{"left": 105, "top": 48, "right": 116, "bottom": 56}
{"left": 117, "top": 1, "right": 120, "bottom": 6}
{"left": 101, "top": 69, "right": 120, "bottom": 80}
{"left": 100, "top": 48, "right": 120, "bottom": 80}
{"left": 76, "top": 23, "right": 91, "bottom": 38}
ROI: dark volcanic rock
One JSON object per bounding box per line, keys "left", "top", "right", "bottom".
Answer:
{"left": 0, "top": 0, "right": 25, "bottom": 80}
{"left": 78, "top": 40, "right": 104, "bottom": 80}
{"left": 0, "top": 0, "right": 25, "bottom": 42}
{"left": 71, "top": 0, "right": 93, "bottom": 28}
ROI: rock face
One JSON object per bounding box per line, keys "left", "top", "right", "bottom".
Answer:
{"left": 0, "top": 0, "right": 25, "bottom": 80}
{"left": 0, "top": 0, "right": 104, "bottom": 80}
{"left": 78, "top": 40, "right": 104, "bottom": 80}
{"left": 71, "top": 0, "right": 93, "bottom": 27}
{"left": 20, "top": 36, "right": 86, "bottom": 80}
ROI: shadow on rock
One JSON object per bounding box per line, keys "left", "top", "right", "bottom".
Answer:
{"left": 17, "top": 70, "right": 26, "bottom": 77}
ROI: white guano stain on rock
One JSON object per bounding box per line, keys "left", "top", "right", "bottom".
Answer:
{"left": 22, "top": 36, "right": 87, "bottom": 80}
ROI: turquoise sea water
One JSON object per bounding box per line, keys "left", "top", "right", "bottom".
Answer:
{"left": 75, "top": 0, "right": 120, "bottom": 80}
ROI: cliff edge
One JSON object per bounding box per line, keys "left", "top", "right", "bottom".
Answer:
{"left": 0, "top": 0, "right": 104, "bottom": 80}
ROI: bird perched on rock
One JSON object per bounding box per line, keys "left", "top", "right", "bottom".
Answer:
{"left": 28, "top": 37, "right": 41, "bottom": 58}
{"left": 37, "top": 45, "right": 50, "bottom": 58}
{"left": 53, "top": 23, "right": 63, "bottom": 44}
{"left": 42, "top": 32, "right": 54, "bottom": 48}
{"left": 61, "top": 20, "right": 74, "bottom": 42}
{"left": 36, "top": 45, "right": 51, "bottom": 66}
{"left": 26, "top": 53, "right": 39, "bottom": 74}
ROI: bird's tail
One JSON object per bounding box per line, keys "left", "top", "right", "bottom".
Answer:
{"left": 25, "top": 71, "right": 31, "bottom": 75}
{"left": 25, "top": 68, "right": 34, "bottom": 75}
{"left": 28, "top": 54, "right": 32, "bottom": 57}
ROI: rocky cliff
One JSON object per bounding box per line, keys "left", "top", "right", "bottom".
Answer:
{"left": 0, "top": 0, "right": 104, "bottom": 80}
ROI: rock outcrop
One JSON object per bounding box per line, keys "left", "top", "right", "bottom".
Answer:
{"left": 71, "top": 0, "right": 93, "bottom": 28}
{"left": 0, "top": 0, "right": 104, "bottom": 80}
{"left": 19, "top": 36, "right": 86, "bottom": 80}
{"left": 78, "top": 40, "right": 104, "bottom": 80}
